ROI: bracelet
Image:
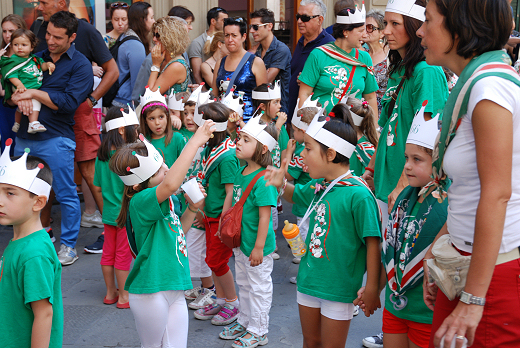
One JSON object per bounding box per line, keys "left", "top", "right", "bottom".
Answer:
{"left": 364, "top": 166, "right": 374, "bottom": 174}
{"left": 151, "top": 65, "right": 160, "bottom": 73}
{"left": 188, "top": 205, "right": 199, "bottom": 213}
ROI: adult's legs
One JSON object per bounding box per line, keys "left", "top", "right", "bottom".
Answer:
{"left": 81, "top": 177, "right": 98, "bottom": 215}
{"left": 77, "top": 159, "right": 103, "bottom": 212}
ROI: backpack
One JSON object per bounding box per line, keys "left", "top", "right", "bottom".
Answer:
{"left": 218, "top": 170, "right": 266, "bottom": 249}
{"left": 103, "top": 35, "right": 142, "bottom": 107}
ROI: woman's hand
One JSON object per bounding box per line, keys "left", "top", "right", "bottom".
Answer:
{"left": 265, "top": 158, "right": 289, "bottom": 188}
{"left": 434, "top": 302, "right": 483, "bottom": 348}
{"left": 151, "top": 43, "right": 165, "bottom": 67}
{"left": 423, "top": 259, "right": 438, "bottom": 310}
{"left": 249, "top": 246, "right": 264, "bottom": 267}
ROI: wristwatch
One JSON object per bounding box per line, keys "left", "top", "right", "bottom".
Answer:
{"left": 151, "top": 65, "right": 160, "bottom": 72}
{"left": 87, "top": 95, "right": 97, "bottom": 107}
{"left": 459, "top": 291, "right": 486, "bottom": 306}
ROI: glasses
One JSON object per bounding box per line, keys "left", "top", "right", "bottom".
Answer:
{"left": 296, "top": 14, "right": 320, "bottom": 22}
{"left": 224, "top": 17, "right": 244, "bottom": 25}
{"left": 110, "top": 2, "right": 128, "bottom": 9}
{"left": 366, "top": 24, "right": 380, "bottom": 33}
{"left": 249, "top": 23, "right": 268, "bottom": 31}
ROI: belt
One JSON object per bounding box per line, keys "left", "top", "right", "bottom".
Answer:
{"left": 496, "top": 247, "right": 520, "bottom": 265}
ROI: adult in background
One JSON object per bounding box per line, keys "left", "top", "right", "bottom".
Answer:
{"left": 251, "top": 8, "right": 291, "bottom": 114}
{"left": 298, "top": 5, "right": 379, "bottom": 115}
{"left": 417, "top": 0, "right": 520, "bottom": 347}
{"left": 214, "top": 17, "right": 267, "bottom": 121}
{"left": 104, "top": 2, "right": 128, "bottom": 48}
{"left": 365, "top": 9, "right": 388, "bottom": 114}
{"left": 325, "top": 0, "right": 354, "bottom": 34}
{"left": 188, "top": 7, "right": 228, "bottom": 86}
{"left": 287, "top": 0, "right": 334, "bottom": 125}
{"left": 11, "top": 11, "right": 93, "bottom": 266}
{"left": 201, "top": 32, "right": 228, "bottom": 90}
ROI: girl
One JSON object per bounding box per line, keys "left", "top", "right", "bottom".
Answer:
{"left": 330, "top": 96, "right": 378, "bottom": 176}
{"left": 109, "top": 119, "right": 215, "bottom": 348}
{"left": 265, "top": 110, "right": 382, "bottom": 348}
{"left": 93, "top": 106, "right": 139, "bottom": 309}
{"left": 219, "top": 115, "right": 279, "bottom": 347}
{"left": 201, "top": 31, "right": 228, "bottom": 90}
{"left": 0, "top": 28, "right": 55, "bottom": 133}
{"left": 191, "top": 103, "right": 241, "bottom": 327}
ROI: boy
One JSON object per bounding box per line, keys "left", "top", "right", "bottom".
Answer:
{"left": 0, "top": 139, "right": 63, "bottom": 348}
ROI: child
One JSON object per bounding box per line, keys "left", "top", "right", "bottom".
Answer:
{"left": 0, "top": 139, "right": 62, "bottom": 347}
{"left": 219, "top": 115, "right": 279, "bottom": 347}
{"left": 330, "top": 95, "right": 379, "bottom": 176}
{"left": 191, "top": 102, "right": 242, "bottom": 327}
{"left": 0, "top": 29, "right": 55, "bottom": 133}
{"left": 108, "top": 120, "right": 215, "bottom": 347}
{"left": 93, "top": 106, "right": 139, "bottom": 309}
{"left": 138, "top": 87, "right": 186, "bottom": 167}
{"left": 264, "top": 108, "right": 382, "bottom": 348}
{"left": 168, "top": 90, "right": 190, "bottom": 131}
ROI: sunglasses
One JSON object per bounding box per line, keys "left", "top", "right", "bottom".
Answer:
{"left": 296, "top": 14, "right": 320, "bottom": 22}
{"left": 153, "top": 32, "right": 160, "bottom": 39}
{"left": 249, "top": 23, "right": 268, "bottom": 31}
{"left": 224, "top": 17, "right": 244, "bottom": 25}
{"left": 110, "top": 2, "right": 128, "bottom": 8}
{"left": 366, "top": 24, "right": 380, "bottom": 33}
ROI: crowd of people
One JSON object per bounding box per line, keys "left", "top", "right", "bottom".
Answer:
{"left": 1, "top": 0, "right": 520, "bottom": 348}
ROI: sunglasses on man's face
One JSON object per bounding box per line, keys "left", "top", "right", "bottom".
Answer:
{"left": 249, "top": 23, "right": 268, "bottom": 31}
{"left": 111, "top": 2, "right": 128, "bottom": 9}
{"left": 296, "top": 14, "right": 320, "bottom": 22}
{"left": 366, "top": 24, "right": 380, "bottom": 33}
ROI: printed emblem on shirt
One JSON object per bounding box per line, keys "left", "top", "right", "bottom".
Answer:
{"left": 167, "top": 198, "right": 187, "bottom": 258}
{"left": 309, "top": 202, "right": 328, "bottom": 258}
{"left": 233, "top": 185, "right": 242, "bottom": 205}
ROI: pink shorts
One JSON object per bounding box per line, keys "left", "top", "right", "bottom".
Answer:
{"left": 100, "top": 224, "right": 132, "bottom": 271}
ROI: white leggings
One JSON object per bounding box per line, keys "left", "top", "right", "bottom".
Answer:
{"left": 129, "top": 290, "right": 189, "bottom": 348}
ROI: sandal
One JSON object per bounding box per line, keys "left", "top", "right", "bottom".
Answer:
{"left": 232, "top": 331, "right": 268, "bottom": 348}
{"left": 219, "top": 322, "right": 247, "bottom": 340}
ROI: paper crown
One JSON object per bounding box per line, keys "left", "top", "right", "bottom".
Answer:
{"left": 118, "top": 134, "right": 164, "bottom": 186}
{"left": 105, "top": 106, "right": 140, "bottom": 132}
{"left": 338, "top": 94, "right": 364, "bottom": 127}
{"left": 167, "top": 91, "right": 185, "bottom": 111}
{"left": 241, "top": 113, "right": 278, "bottom": 151}
{"left": 337, "top": 2, "right": 366, "bottom": 25}
{"left": 306, "top": 103, "right": 356, "bottom": 158}
{"left": 406, "top": 100, "right": 440, "bottom": 150}
{"left": 252, "top": 81, "right": 281, "bottom": 101}
{"left": 136, "top": 86, "right": 167, "bottom": 116}
{"left": 221, "top": 91, "right": 244, "bottom": 117}
{"left": 292, "top": 95, "right": 320, "bottom": 131}
{"left": 193, "top": 94, "right": 228, "bottom": 132}
{"left": 188, "top": 83, "right": 214, "bottom": 105}
{"left": 385, "top": 0, "right": 425, "bottom": 22}
{"left": 0, "top": 139, "right": 51, "bottom": 198}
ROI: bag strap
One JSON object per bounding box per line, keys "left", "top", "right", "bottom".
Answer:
{"left": 387, "top": 76, "right": 406, "bottom": 119}
{"left": 338, "top": 49, "right": 359, "bottom": 102}
{"left": 235, "top": 170, "right": 267, "bottom": 208}
{"left": 225, "top": 52, "right": 252, "bottom": 96}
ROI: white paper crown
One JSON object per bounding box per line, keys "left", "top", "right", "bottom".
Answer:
{"left": 118, "top": 134, "right": 164, "bottom": 186}
{"left": 406, "top": 100, "right": 440, "bottom": 150}
{"left": 221, "top": 91, "right": 244, "bottom": 117}
{"left": 337, "top": 2, "right": 366, "bottom": 25}
{"left": 338, "top": 94, "right": 364, "bottom": 127}
{"left": 105, "top": 106, "right": 140, "bottom": 132}
{"left": 188, "top": 83, "right": 214, "bottom": 105}
{"left": 252, "top": 81, "right": 281, "bottom": 101}
{"left": 136, "top": 86, "right": 167, "bottom": 116}
{"left": 167, "top": 91, "right": 185, "bottom": 111}
{"left": 385, "top": 0, "right": 425, "bottom": 22}
{"left": 292, "top": 95, "right": 320, "bottom": 131}
{"left": 241, "top": 113, "right": 278, "bottom": 151}
{"left": 306, "top": 103, "right": 356, "bottom": 158}
{"left": 0, "top": 139, "right": 51, "bottom": 198}
{"left": 193, "top": 97, "right": 228, "bottom": 132}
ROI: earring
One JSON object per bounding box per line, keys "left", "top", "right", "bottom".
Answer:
{"left": 379, "top": 39, "right": 384, "bottom": 43}
{"left": 170, "top": 52, "right": 174, "bottom": 58}
{"left": 345, "top": 35, "right": 348, "bottom": 39}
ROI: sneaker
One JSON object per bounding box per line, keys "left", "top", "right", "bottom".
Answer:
{"left": 289, "top": 276, "right": 297, "bottom": 284}
{"left": 194, "top": 303, "right": 222, "bottom": 320}
{"left": 353, "top": 305, "right": 359, "bottom": 317}
{"left": 292, "top": 257, "right": 301, "bottom": 264}
{"left": 188, "top": 288, "right": 216, "bottom": 310}
{"left": 58, "top": 244, "right": 78, "bottom": 266}
{"left": 84, "top": 234, "right": 104, "bottom": 254}
{"left": 362, "top": 333, "right": 383, "bottom": 348}
{"left": 11, "top": 122, "right": 20, "bottom": 133}
{"left": 81, "top": 210, "right": 103, "bottom": 228}
{"left": 211, "top": 303, "right": 239, "bottom": 326}
{"left": 272, "top": 252, "right": 280, "bottom": 260}
{"left": 27, "top": 121, "right": 47, "bottom": 133}
{"left": 184, "top": 286, "right": 203, "bottom": 301}
{"left": 45, "top": 227, "right": 55, "bottom": 243}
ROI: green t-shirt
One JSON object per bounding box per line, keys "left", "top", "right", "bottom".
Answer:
{"left": 298, "top": 45, "right": 378, "bottom": 114}
{"left": 203, "top": 151, "right": 240, "bottom": 218}
{"left": 0, "top": 230, "right": 63, "bottom": 348}
{"left": 173, "top": 126, "right": 193, "bottom": 144}
{"left": 126, "top": 187, "right": 192, "bottom": 293}
{"left": 232, "top": 166, "right": 278, "bottom": 257}
{"left": 374, "top": 62, "right": 448, "bottom": 202}
{"left": 271, "top": 124, "right": 289, "bottom": 168}
{"left": 350, "top": 135, "right": 375, "bottom": 177}
{"left": 148, "top": 132, "right": 186, "bottom": 168}
{"left": 293, "top": 178, "right": 381, "bottom": 303}
{"left": 93, "top": 151, "right": 124, "bottom": 226}
{"left": 0, "top": 54, "right": 45, "bottom": 95}
{"left": 287, "top": 142, "right": 312, "bottom": 217}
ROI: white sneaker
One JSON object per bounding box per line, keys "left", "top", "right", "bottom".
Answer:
{"left": 272, "top": 252, "right": 280, "bottom": 260}
{"left": 353, "top": 305, "right": 359, "bottom": 316}
{"left": 292, "top": 257, "right": 301, "bottom": 264}
{"left": 184, "top": 286, "right": 203, "bottom": 301}
{"left": 81, "top": 210, "right": 103, "bottom": 228}
{"left": 362, "top": 333, "right": 383, "bottom": 348}
{"left": 289, "top": 276, "right": 297, "bottom": 284}
{"left": 58, "top": 244, "right": 78, "bottom": 266}
{"left": 188, "top": 288, "right": 216, "bottom": 310}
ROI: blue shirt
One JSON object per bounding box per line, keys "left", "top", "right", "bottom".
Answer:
{"left": 255, "top": 36, "right": 292, "bottom": 114}
{"left": 114, "top": 33, "right": 146, "bottom": 106}
{"left": 288, "top": 30, "right": 334, "bottom": 121}
{"left": 17, "top": 45, "right": 93, "bottom": 141}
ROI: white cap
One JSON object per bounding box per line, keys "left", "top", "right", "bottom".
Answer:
{"left": 118, "top": 134, "right": 164, "bottom": 186}
{"left": 105, "top": 106, "right": 140, "bottom": 132}
{"left": 241, "top": 113, "right": 278, "bottom": 151}
{"left": 252, "top": 81, "right": 281, "bottom": 101}
{"left": 406, "top": 100, "right": 440, "bottom": 150}
{"left": 385, "top": 0, "right": 425, "bottom": 22}
{"left": 337, "top": 2, "right": 366, "bottom": 25}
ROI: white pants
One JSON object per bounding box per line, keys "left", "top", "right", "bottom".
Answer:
{"left": 129, "top": 290, "right": 188, "bottom": 348}
{"left": 271, "top": 206, "right": 278, "bottom": 232}
{"left": 296, "top": 216, "right": 310, "bottom": 241}
{"left": 186, "top": 227, "right": 211, "bottom": 278}
{"left": 234, "top": 248, "right": 274, "bottom": 336}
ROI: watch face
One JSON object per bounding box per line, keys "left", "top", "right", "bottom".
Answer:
{"left": 460, "top": 292, "right": 470, "bottom": 303}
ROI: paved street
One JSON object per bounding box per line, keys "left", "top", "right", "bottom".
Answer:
{"left": 0, "top": 200, "right": 384, "bottom": 348}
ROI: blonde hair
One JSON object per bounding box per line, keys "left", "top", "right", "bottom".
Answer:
{"left": 203, "top": 31, "right": 225, "bottom": 56}
{"left": 153, "top": 16, "right": 191, "bottom": 57}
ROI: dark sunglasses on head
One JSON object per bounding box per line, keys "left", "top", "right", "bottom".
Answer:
{"left": 366, "top": 23, "right": 380, "bottom": 33}
{"left": 249, "top": 23, "right": 268, "bottom": 31}
{"left": 296, "top": 14, "right": 320, "bottom": 22}
{"left": 110, "top": 2, "right": 128, "bottom": 8}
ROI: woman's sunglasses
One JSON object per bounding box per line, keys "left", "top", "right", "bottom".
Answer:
{"left": 366, "top": 24, "right": 380, "bottom": 33}
{"left": 296, "top": 14, "right": 320, "bottom": 22}
{"left": 224, "top": 17, "right": 244, "bottom": 25}
{"left": 110, "top": 2, "right": 128, "bottom": 9}
{"left": 249, "top": 23, "right": 268, "bottom": 31}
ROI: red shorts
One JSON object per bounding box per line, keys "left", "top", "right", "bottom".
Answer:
{"left": 204, "top": 215, "right": 232, "bottom": 277}
{"left": 73, "top": 101, "right": 101, "bottom": 162}
{"left": 429, "top": 258, "right": 520, "bottom": 348}
{"left": 383, "top": 308, "right": 432, "bottom": 348}
{"left": 100, "top": 224, "right": 132, "bottom": 271}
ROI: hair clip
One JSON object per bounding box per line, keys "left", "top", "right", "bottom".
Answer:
{"left": 328, "top": 111, "right": 336, "bottom": 117}
{"left": 362, "top": 101, "right": 369, "bottom": 108}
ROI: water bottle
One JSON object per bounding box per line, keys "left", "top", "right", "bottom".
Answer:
{"left": 283, "top": 220, "right": 307, "bottom": 257}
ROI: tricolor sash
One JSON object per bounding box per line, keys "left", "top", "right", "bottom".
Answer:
{"left": 197, "top": 137, "right": 236, "bottom": 186}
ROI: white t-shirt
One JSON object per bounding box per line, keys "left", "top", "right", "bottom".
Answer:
{"left": 443, "top": 77, "right": 520, "bottom": 253}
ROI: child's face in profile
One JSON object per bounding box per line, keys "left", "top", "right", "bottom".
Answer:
{"left": 301, "top": 134, "right": 328, "bottom": 179}
{"left": 235, "top": 133, "right": 257, "bottom": 160}
{"left": 147, "top": 163, "right": 169, "bottom": 188}
{"left": 12, "top": 35, "right": 32, "bottom": 58}
{"left": 183, "top": 105, "right": 197, "bottom": 132}
{"left": 292, "top": 124, "right": 305, "bottom": 143}
{"left": 0, "top": 183, "right": 38, "bottom": 226}
{"left": 404, "top": 143, "right": 433, "bottom": 188}
{"left": 267, "top": 98, "right": 281, "bottom": 119}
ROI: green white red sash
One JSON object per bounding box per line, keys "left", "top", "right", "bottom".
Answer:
{"left": 197, "top": 137, "right": 236, "bottom": 186}
{"left": 317, "top": 43, "right": 374, "bottom": 75}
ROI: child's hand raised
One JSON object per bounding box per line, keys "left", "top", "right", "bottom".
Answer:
{"left": 192, "top": 119, "right": 216, "bottom": 146}
{"left": 48, "top": 62, "right": 55, "bottom": 75}
{"left": 265, "top": 158, "right": 289, "bottom": 188}
{"left": 285, "top": 139, "right": 296, "bottom": 160}
{"left": 275, "top": 112, "right": 287, "bottom": 130}
{"left": 171, "top": 115, "right": 182, "bottom": 130}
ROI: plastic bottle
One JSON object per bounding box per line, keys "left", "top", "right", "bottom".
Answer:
{"left": 283, "top": 220, "right": 307, "bottom": 257}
